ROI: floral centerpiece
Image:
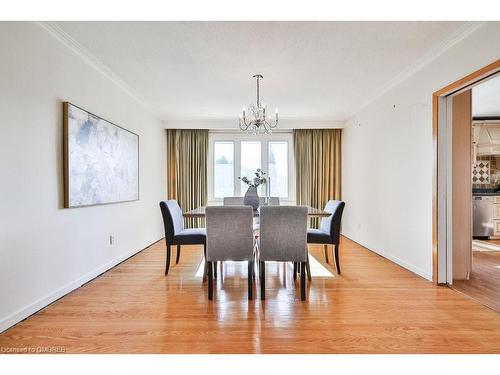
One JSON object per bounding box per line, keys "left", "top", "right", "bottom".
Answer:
{"left": 238, "top": 168, "right": 266, "bottom": 187}
{"left": 238, "top": 169, "right": 266, "bottom": 210}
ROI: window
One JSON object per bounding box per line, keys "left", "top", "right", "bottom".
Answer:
{"left": 213, "top": 141, "right": 234, "bottom": 198}
{"left": 240, "top": 141, "right": 262, "bottom": 195}
{"left": 208, "top": 133, "right": 295, "bottom": 203}
{"left": 268, "top": 141, "right": 288, "bottom": 198}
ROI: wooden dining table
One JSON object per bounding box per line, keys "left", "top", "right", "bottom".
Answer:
{"left": 183, "top": 205, "right": 331, "bottom": 218}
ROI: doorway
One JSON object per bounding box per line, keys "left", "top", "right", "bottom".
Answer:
{"left": 434, "top": 60, "right": 500, "bottom": 312}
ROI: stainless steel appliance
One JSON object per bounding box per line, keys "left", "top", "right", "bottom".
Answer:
{"left": 473, "top": 195, "right": 494, "bottom": 238}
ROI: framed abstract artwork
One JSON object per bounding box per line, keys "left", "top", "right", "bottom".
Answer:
{"left": 63, "top": 102, "right": 139, "bottom": 208}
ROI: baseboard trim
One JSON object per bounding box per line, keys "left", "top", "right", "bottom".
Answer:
{"left": 0, "top": 237, "right": 163, "bottom": 334}
{"left": 341, "top": 234, "right": 433, "bottom": 281}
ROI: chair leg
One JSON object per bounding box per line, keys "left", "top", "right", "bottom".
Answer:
{"left": 202, "top": 244, "right": 208, "bottom": 283}
{"left": 305, "top": 251, "right": 312, "bottom": 281}
{"left": 248, "top": 261, "right": 253, "bottom": 300}
{"left": 260, "top": 261, "right": 265, "bottom": 300}
{"left": 293, "top": 262, "right": 297, "bottom": 280}
{"left": 208, "top": 261, "right": 213, "bottom": 300}
{"left": 334, "top": 244, "right": 341, "bottom": 274}
{"left": 213, "top": 261, "right": 218, "bottom": 279}
{"left": 300, "top": 262, "right": 306, "bottom": 301}
{"left": 176, "top": 245, "right": 181, "bottom": 264}
{"left": 165, "top": 245, "right": 171, "bottom": 275}
{"left": 323, "top": 244, "right": 329, "bottom": 264}
{"left": 255, "top": 248, "right": 260, "bottom": 277}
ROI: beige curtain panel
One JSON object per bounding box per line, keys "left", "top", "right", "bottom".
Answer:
{"left": 166, "top": 129, "right": 208, "bottom": 228}
{"left": 293, "top": 129, "right": 341, "bottom": 226}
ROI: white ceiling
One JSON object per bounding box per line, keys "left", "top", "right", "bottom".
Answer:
{"left": 473, "top": 74, "right": 500, "bottom": 118}
{"left": 54, "top": 21, "right": 472, "bottom": 122}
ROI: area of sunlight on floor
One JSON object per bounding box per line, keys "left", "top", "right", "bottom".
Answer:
{"left": 195, "top": 252, "right": 334, "bottom": 278}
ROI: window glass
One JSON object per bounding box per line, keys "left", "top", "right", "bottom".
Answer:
{"left": 268, "top": 141, "right": 288, "bottom": 198}
{"left": 240, "top": 141, "right": 262, "bottom": 196}
{"left": 214, "top": 142, "right": 234, "bottom": 197}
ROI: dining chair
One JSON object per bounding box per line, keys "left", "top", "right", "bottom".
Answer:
{"left": 159, "top": 200, "right": 207, "bottom": 279}
{"left": 259, "top": 206, "right": 308, "bottom": 301}
{"left": 222, "top": 196, "right": 257, "bottom": 262}
{"left": 307, "top": 200, "right": 345, "bottom": 274}
{"left": 223, "top": 197, "right": 244, "bottom": 205}
{"left": 206, "top": 206, "right": 255, "bottom": 300}
{"left": 259, "top": 197, "right": 280, "bottom": 206}
{"left": 223, "top": 196, "right": 280, "bottom": 206}
{"left": 223, "top": 197, "right": 279, "bottom": 236}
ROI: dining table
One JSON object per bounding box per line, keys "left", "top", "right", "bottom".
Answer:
{"left": 183, "top": 205, "right": 331, "bottom": 218}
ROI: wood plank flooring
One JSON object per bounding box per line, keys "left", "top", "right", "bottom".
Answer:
{"left": 1, "top": 237, "right": 499, "bottom": 353}
{"left": 453, "top": 251, "right": 500, "bottom": 312}
{"left": 484, "top": 240, "right": 500, "bottom": 246}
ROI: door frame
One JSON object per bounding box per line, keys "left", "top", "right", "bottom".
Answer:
{"left": 432, "top": 59, "right": 500, "bottom": 284}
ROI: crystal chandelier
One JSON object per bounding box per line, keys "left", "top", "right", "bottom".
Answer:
{"left": 239, "top": 74, "right": 278, "bottom": 134}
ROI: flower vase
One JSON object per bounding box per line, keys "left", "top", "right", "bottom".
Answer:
{"left": 244, "top": 186, "right": 260, "bottom": 211}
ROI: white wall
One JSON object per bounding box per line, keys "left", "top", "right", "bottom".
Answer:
{"left": 342, "top": 22, "right": 500, "bottom": 280}
{"left": 0, "top": 22, "right": 166, "bottom": 332}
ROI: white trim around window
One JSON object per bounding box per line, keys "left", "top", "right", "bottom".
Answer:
{"left": 207, "top": 131, "right": 295, "bottom": 206}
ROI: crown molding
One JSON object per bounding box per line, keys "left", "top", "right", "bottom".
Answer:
{"left": 37, "top": 21, "right": 161, "bottom": 120}
{"left": 37, "top": 21, "right": 485, "bottom": 124}
{"left": 348, "top": 21, "right": 487, "bottom": 119}
{"left": 162, "top": 117, "right": 345, "bottom": 129}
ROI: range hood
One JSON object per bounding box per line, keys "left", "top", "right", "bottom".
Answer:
{"left": 472, "top": 120, "right": 500, "bottom": 162}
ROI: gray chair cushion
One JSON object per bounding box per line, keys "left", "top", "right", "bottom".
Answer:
{"left": 206, "top": 206, "right": 254, "bottom": 261}
{"left": 166, "top": 200, "right": 184, "bottom": 233}
{"left": 259, "top": 206, "right": 308, "bottom": 262}
{"left": 314, "top": 200, "right": 345, "bottom": 245}
{"left": 307, "top": 228, "right": 332, "bottom": 244}
{"left": 160, "top": 200, "right": 191, "bottom": 245}
{"left": 173, "top": 228, "right": 207, "bottom": 245}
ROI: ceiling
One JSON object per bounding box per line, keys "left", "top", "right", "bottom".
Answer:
{"left": 473, "top": 74, "right": 500, "bottom": 118}
{"left": 54, "top": 21, "right": 472, "bottom": 122}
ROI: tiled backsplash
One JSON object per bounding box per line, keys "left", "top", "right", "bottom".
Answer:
{"left": 473, "top": 156, "right": 500, "bottom": 188}
{"left": 472, "top": 160, "right": 490, "bottom": 184}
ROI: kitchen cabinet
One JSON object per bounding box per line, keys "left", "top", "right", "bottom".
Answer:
{"left": 493, "top": 198, "right": 500, "bottom": 238}
{"left": 494, "top": 204, "right": 500, "bottom": 219}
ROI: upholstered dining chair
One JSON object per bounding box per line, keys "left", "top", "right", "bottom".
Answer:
{"left": 259, "top": 206, "right": 308, "bottom": 301}
{"left": 159, "top": 200, "right": 207, "bottom": 278}
{"left": 223, "top": 196, "right": 280, "bottom": 206}
{"left": 223, "top": 196, "right": 280, "bottom": 237}
{"left": 223, "top": 197, "right": 244, "bottom": 205}
{"left": 259, "top": 197, "right": 280, "bottom": 206}
{"left": 307, "top": 200, "right": 345, "bottom": 274}
{"left": 206, "top": 206, "right": 255, "bottom": 300}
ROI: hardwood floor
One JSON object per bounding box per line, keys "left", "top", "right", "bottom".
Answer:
{"left": 453, "top": 251, "right": 500, "bottom": 313}
{"left": 1, "top": 237, "right": 499, "bottom": 354}
{"left": 484, "top": 240, "right": 500, "bottom": 247}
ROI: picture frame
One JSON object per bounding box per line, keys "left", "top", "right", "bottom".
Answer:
{"left": 63, "top": 102, "right": 139, "bottom": 208}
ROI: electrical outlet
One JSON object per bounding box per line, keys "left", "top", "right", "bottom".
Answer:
{"left": 109, "top": 235, "right": 114, "bottom": 245}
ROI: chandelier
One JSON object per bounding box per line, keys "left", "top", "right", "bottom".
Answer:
{"left": 239, "top": 74, "right": 278, "bottom": 134}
